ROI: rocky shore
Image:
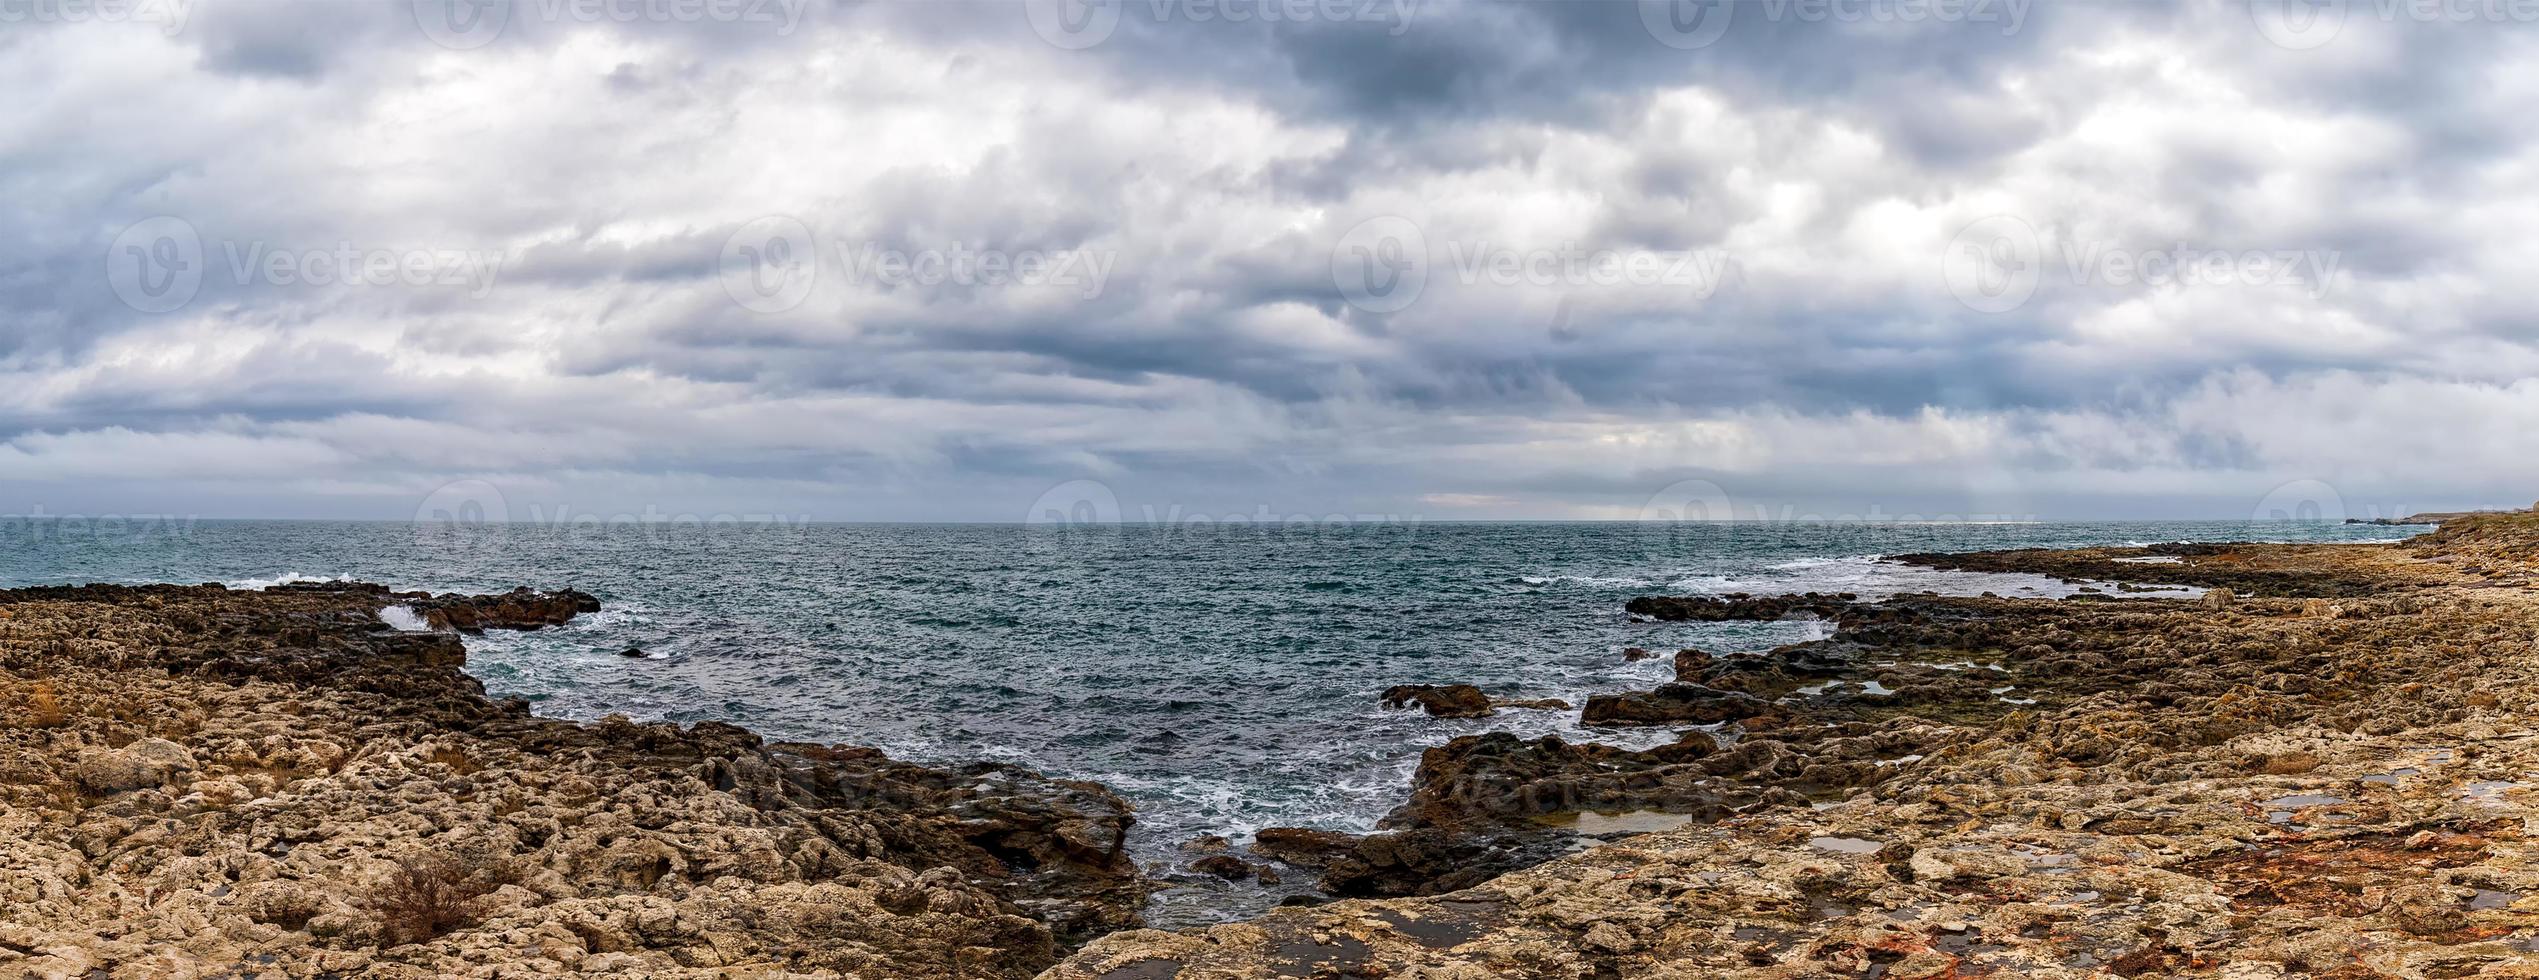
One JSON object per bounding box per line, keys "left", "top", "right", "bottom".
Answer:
{"left": 0, "top": 581, "right": 1148, "bottom": 978}
{"left": 1053, "top": 512, "right": 2539, "bottom": 977}
{"left": 14, "top": 513, "right": 2539, "bottom": 978}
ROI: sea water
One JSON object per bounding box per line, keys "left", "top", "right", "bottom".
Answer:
{"left": 0, "top": 517, "right": 2418, "bottom": 921}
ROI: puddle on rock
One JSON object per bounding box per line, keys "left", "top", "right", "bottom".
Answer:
{"left": 1808, "top": 836, "right": 1884, "bottom": 855}
{"left": 2360, "top": 768, "right": 2422, "bottom": 786}
{"left": 2262, "top": 793, "right": 2353, "bottom": 826}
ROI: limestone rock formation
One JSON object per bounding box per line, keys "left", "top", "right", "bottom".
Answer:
{"left": 0, "top": 581, "right": 1149, "bottom": 979}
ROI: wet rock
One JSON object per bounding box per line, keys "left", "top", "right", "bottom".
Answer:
{"left": 1379, "top": 684, "right": 1495, "bottom": 718}
{"left": 0, "top": 581, "right": 1153, "bottom": 979}
{"left": 1251, "top": 828, "right": 1360, "bottom": 869}
{"left": 1049, "top": 513, "right": 2539, "bottom": 979}
{"left": 404, "top": 586, "right": 601, "bottom": 633}
{"left": 1187, "top": 855, "right": 1276, "bottom": 883}
{"left": 1582, "top": 683, "right": 1780, "bottom": 726}
{"left": 1625, "top": 593, "right": 1857, "bottom": 622}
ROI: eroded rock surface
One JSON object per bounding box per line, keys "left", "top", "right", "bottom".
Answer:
{"left": 0, "top": 581, "right": 1149, "bottom": 979}
{"left": 1052, "top": 513, "right": 2539, "bottom": 978}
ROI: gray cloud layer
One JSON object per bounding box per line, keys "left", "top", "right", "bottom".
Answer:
{"left": 2, "top": 0, "right": 2534, "bottom": 523}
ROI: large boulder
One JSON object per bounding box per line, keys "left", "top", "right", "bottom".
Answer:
{"left": 405, "top": 587, "right": 602, "bottom": 633}
{"left": 1379, "top": 684, "right": 1495, "bottom": 718}
{"left": 1582, "top": 684, "right": 1781, "bottom": 726}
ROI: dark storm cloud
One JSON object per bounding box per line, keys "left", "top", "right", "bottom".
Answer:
{"left": 2, "top": 0, "right": 2536, "bottom": 519}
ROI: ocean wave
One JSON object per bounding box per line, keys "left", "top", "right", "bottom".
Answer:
{"left": 1517, "top": 574, "right": 1657, "bottom": 588}
{"left": 1665, "top": 554, "right": 2194, "bottom": 600}
{"left": 225, "top": 572, "right": 351, "bottom": 590}
{"left": 377, "top": 604, "right": 434, "bottom": 631}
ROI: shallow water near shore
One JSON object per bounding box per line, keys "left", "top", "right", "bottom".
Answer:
{"left": 0, "top": 518, "right": 2419, "bottom": 923}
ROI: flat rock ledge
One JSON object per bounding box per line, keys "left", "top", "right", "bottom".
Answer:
{"left": 1049, "top": 513, "right": 2539, "bottom": 978}
{"left": 0, "top": 581, "right": 1151, "bottom": 979}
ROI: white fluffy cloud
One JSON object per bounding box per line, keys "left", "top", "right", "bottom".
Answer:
{"left": 0, "top": 0, "right": 2533, "bottom": 521}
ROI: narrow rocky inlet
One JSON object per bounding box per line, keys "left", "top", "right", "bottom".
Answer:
{"left": 8, "top": 514, "right": 2539, "bottom": 978}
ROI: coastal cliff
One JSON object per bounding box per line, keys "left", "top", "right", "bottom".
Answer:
{"left": 1050, "top": 513, "right": 2539, "bottom": 978}
{"left": 0, "top": 582, "right": 1148, "bottom": 978}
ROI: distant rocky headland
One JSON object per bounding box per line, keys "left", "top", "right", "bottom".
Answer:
{"left": 2346, "top": 504, "right": 2539, "bottom": 526}
{"left": 10, "top": 514, "right": 2539, "bottom": 978}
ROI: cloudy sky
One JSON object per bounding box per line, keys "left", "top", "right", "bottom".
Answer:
{"left": 4, "top": 0, "right": 2535, "bottom": 524}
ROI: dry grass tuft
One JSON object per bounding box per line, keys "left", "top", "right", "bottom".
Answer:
{"left": 25, "top": 681, "right": 66, "bottom": 728}
{"left": 364, "top": 852, "right": 513, "bottom": 947}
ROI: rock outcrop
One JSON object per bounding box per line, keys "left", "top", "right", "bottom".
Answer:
{"left": 0, "top": 581, "right": 1149, "bottom": 979}
{"left": 1051, "top": 512, "right": 2539, "bottom": 978}
{"left": 1378, "top": 684, "right": 1496, "bottom": 718}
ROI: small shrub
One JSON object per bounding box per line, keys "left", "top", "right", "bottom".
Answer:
{"left": 25, "top": 682, "right": 65, "bottom": 728}
{"left": 364, "top": 852, "right": 512, "bottom": 947}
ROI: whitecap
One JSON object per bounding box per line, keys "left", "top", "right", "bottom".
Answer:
{"left": 226, "top": 572, "right": 351, "bottom": 590}
{"left": 378, "top": 604, "right": 434, "bottom": 632}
